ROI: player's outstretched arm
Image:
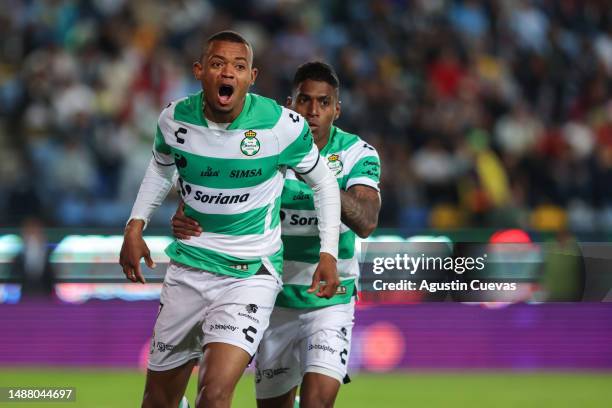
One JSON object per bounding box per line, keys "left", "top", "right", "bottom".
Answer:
{"left": 300, "top": 160, "right": 341, "bottom": 298}
{"left": 171, "top": 201, "right": 202, "bottom": 240}
{"left": 340, "top": 186, "right": 381, "bottom": 238}
{"left": 119, "top": 157, "right": 176, "bottom": 283}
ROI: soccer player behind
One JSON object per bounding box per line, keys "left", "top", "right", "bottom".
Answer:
{"left": 173, "top": 62, "right": 382, "bottom": 407}
{"left": 120, "top": 32, "right": 341, "bottom": 408}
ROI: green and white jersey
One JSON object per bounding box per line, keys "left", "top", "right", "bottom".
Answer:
{"left": 154, "top": 91, "right": 319, "bottom": 279}
{"left": 276, "top": 126, "right": 381, "bottom": 308}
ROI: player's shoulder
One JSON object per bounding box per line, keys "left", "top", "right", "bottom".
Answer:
{"left": 158, "top": 93, "right": 196, "bottom": 127}
{"left": 334, "top": 126, "right": 379, "bottom": 157}
{"left": 275, "top": 105, "right": 307, "bottom": 134}
{"left": 232, "top": 93, "right": 283, "bottom": 130}
{"left": 248, "top": 93, "right": 282, "bottom": 116}
{"left": 271, "top": 106, "right": 309, "bottom": 150}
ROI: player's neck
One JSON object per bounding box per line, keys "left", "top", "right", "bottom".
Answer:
{"left": 203, "top": 98, "right": 245, "bottom": 124}
{"left": 314, "top": 128, "right": 332, "bottom": 151}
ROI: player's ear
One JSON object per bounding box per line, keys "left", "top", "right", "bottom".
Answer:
{"left": 286, "top": 96, "right": 293, "bottom": 108}
{"left": 192, "top": 61, "right": 203, "bottom": 80}
{"left": 250, "top": 67, "right": 258, "bottom": 85}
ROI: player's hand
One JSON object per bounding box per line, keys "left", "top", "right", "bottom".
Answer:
{"left": 172, "top": 201, "right": 202, "bottom": 240}
{"left": 119, "top": 219, "right": 155, "bottom": 284}
{"left": 307, "top": 252, "right": 339, "bottom": 298}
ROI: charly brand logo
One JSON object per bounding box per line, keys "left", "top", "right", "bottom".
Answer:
{"left": 246, "top": 304, "right": 258, "bottom": 314}
{"left": 327, "top": 154, "right": 343, "bottom": 176}
{"left": 340, "top": 348, "right": 348, "bottom": 365}
{"left": 201, "top": 166, "right": 219, "bottom": 177}
{"left": 240, "top": 130, "right": 261, "bottom": 156}
{"left": 242, "top": 326, "right": 257, "bottom": 343}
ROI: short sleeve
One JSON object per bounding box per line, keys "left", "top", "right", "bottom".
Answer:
{"left": 277, "top": 110, "right": 320, "bottom": 174}
{"left": 346, "top": 143, "right": 381, "bottom": 191}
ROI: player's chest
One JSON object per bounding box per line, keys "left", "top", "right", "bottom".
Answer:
{"left": 167, "top": 125, "right": 279, "bottom": 186}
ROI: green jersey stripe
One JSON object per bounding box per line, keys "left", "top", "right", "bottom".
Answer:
{"left": 174, "top": 93, "right": 207, "bottom": 126}
{"left": 184, "top": 202, "right": 269, "bottom": 236}
{"left": 227, "top": 93, "right": 282, "bottom": 130}
{"left": 282, "top": 230, "right": 356, "bottom": 263}
{"left": 320, "top": 127, "right": 360, "bottom": 155}
{"left": 280, "top": 179, "right": 315, "bottom": 210}
{"left": 171, "top": 146, "right": 279, "bottom": 189}
{"left": 166, "top": 240, "right": 282, "bottom": 277}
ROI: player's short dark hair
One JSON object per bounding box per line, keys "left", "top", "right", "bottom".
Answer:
{"left": 207, "top": 30, "right": 251, "bottom": 47}
{"left": 202, "top": 30, "right": 253, "bottom": 61}
{"left": 293, "top": 61, "right": 340, "bottom": 91}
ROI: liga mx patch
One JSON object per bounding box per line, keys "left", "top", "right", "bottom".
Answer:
{"left": 241, "top": 130, "right": 261, "bottom": 156}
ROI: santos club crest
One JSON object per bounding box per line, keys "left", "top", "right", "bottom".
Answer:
{"left": 327, "top": 154, "right": 343, "bottom": 175}
{"left": 240, "top": 130, "right": 261, "bottom": 156}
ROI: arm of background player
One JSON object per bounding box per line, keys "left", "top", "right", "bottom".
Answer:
{"left": 340, "top": 185, "right": 381, "bottom": 238}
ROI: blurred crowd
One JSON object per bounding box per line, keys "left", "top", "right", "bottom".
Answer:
{"left": 1, "top": 0, "right": 611, "bottom": 234}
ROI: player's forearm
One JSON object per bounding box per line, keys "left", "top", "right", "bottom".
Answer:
{"left": 128, "top": 158, "right": 177, "bottom": 229}
{"left": 340, "top": 189, "right": 380, "bottom": 238}
{"left": 301, "top": 161, "right": 341, "bottom": 259}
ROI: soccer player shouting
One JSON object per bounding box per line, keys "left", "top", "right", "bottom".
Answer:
{"left": 120, "top": 32, "right": 341, "bottom": 408}
{"left": 173, "top": 62, "right": 381, "bottom": 407}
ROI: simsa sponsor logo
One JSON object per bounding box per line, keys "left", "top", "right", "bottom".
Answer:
{"left": 230, "top": 168, "right": 262, "bottom": 178}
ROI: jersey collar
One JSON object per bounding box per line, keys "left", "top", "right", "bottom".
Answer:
{"left": 199, "top": 91, "right": 253, "bottom": 130}
{"left": 319, "top": 126, "right": 338, "bottom": 156}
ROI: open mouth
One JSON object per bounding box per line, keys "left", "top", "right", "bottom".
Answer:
{"left": 218, "top": 85, "right": 234, "bottom": 105}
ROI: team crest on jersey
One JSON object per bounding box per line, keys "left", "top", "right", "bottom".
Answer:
{"left": 240, "top": 130, "right": 260, "bottom": 156}
{"left": 327, "top": 154, "right": 343, "bottom": 176}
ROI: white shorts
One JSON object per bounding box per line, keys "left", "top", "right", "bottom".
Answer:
{"left": 148, "top": 261, "right": 281, "bottom": 371}
{"left": 254, "top": 300, "right": 355, "bottom": 399}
